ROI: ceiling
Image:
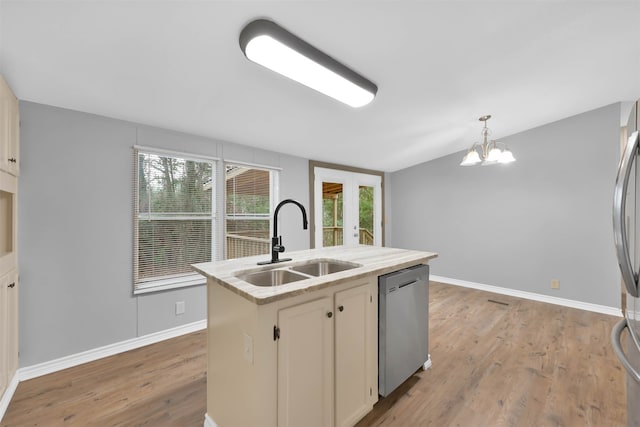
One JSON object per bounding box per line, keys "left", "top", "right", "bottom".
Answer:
{"left": 1, "top": 1, "right": 639, "bottom": 172}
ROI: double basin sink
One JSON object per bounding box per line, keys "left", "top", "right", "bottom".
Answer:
{"left": 236, "top": 259, "right": 361, "bottom": 287}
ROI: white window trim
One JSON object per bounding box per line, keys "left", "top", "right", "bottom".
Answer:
{"left": 224, "top": 159, "right": 282, "bottom": 171}
{"left": 134, "top": 273, "right": 206, "bottom": 295}
{"left": 135, "top": 145, "right": 220, "bottom": 163}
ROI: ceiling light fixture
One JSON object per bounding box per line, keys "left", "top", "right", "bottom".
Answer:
{"left": 460, "top": 115, "right": 516, "bottom": 166}
{"left": 239, "top": 19, "right": 377, "bottom": 108}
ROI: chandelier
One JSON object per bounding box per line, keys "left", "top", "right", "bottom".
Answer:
{"left": 460, "top": 115, "right": 516, "bottom": 166}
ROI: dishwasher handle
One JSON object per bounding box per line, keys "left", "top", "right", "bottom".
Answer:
{"left": 398, "top": 279, "right": 418, "bottom": 289}
{"left": 611, "top": 318, "right": 640, "bottom": 384}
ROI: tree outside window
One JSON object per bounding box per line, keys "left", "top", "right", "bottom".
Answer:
{"left": 134, "top": 149, "right": 215, "bottom": 292}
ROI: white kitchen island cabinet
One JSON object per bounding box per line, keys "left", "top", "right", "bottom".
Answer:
{"left": 277, "top": 278, "right": 377, "bottom": 427}
{"left": 193, "top": 246, "right": 437, "bottom": 427}
{"left": 277, "top": 296, "right": 334, "bottom": 427}
{"left": 334, "top": 281, "right": 378, "bottom": 427}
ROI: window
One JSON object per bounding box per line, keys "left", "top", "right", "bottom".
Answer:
{"left": 133, "top": 148, "right": 216, "bottom": 293}
{"left": 225, "top": 163, "right": 278, "bottom": 259}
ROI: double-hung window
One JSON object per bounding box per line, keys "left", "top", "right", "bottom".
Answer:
{"left": 225, "top": 163, "right": 278, "bottom": 259}
{"left": 133, "top": 148, "right": 216, "bottom": 293}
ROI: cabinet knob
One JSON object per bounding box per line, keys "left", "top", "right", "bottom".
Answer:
{"left": 327, "top": 312, "right": 333, "bottom": 318}
{"left": 338, "top": 305, "right": 344, "bottom": 312}
{"left": 8, "top": 158, "right": 17, "bottom": 163}
{"left": 8, "top": 282, "right": 15, "bottom": 288}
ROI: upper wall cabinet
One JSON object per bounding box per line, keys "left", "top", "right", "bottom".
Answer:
{"left": 0, "top": 76, "right": 19, "bottom": 177}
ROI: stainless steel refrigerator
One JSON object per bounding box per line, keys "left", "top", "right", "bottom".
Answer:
{"left": 613, "top": 100, "right": 640, "bottom": 427}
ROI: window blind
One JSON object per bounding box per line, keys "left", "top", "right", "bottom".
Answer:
{"left": 225, "top": 164, "right": 275, "bottom": 259}
{"left": 134, "top": 149, "right": 216, "bottom": 292}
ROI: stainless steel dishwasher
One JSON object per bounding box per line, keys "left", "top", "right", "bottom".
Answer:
{"left": 378, "top": 264, "right": 430, "bottom": 397}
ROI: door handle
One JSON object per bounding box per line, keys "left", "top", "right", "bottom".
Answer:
{"left": 611, "top": 318, "right": 640, "bottom": 384}
{"left": 613, "top": 131, "right": 640, "bottom": 297}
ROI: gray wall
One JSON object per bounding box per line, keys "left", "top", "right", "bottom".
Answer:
{"left": 18, "top": 99, "right": 622, "bottom": 367}
{"left": 389, "top": 104, "right": 622, "bottom": 308}
{"left": 18, "top": 101, "right": 310, "bottom": 366}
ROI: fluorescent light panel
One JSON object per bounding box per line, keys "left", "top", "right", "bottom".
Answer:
{"left": 240, "top": 19, "right": 377, "bottom": 108}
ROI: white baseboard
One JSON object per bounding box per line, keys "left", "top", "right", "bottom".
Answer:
{"left": 431, "top": 275, "right": 622, "bottom": 317}
{"left": 0, "top": 371, "right": 19, "bottom": 421}
{"left": 19, "top": 319, "right": 207, "bottom": 382}
{"left": 204, "top": 413, "right": 218, "bottom": 427}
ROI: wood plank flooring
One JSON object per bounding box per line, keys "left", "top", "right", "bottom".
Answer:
{"left": 1, "top": 330, "right": 207, "bottom": 427}
{"left": 1, "top": 282, "right": 627, "bottom": 426}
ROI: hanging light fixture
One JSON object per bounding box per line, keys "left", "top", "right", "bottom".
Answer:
{"left": 460, "top": 115, "right": 516, "bottom": 166}
{"left": 239, "top": 19, "right": 377, "bottom": 108}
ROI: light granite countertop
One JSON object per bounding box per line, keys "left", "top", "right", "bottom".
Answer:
{"left": 192, "top": 246, "right": 438, "bottom": 305}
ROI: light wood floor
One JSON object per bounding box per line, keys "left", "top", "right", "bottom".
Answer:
{"left": 1, "top": 329, "right": 207, "bottom": 426}
{"left": 1, "top": 282, "right": 627, "bottom": 426}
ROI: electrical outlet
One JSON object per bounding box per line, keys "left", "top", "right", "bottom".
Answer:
{"left": 551, "top": 279, "right": 560, "bottom": 289}
{"left": 243, "top": 333, "right": 253, "bottom": 364}
{"left": 175, "top": 301, "right": 185, "bottom": 315}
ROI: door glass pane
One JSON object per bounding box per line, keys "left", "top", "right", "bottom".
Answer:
{"left": 322, "top": 182, "right": 343, "bottom": 247}
{"left": 359, "top": 186, "right": 374, "bottom": 246}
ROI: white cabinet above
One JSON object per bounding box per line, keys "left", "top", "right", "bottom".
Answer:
{"left": 0, "top": 76, "right": 19, "bottom": 177}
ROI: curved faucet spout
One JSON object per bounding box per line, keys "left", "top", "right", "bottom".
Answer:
{"left": 273, "top": 199, "right": 308, "bottom": 237}
{"left": 258, "top": 198, "right": 308, "bottom": 265}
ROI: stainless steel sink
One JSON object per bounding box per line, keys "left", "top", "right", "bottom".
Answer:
{"left": 290, "top": 260, "right": 361, "bottom": 277}
{"left": 235, "top": 259, "right": 362, "bottom": 286}
{"left": 237, "top": 269, "right": 308, "bottom": 287}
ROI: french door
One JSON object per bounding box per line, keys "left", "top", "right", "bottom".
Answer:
{"left": 313, "top": 167, "right": 382, "bottom": 248}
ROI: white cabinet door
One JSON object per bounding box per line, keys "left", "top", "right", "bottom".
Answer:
{"left": 0, "top": 95, "right": 8, "bottom": 175}
{"left": 335, "top": 281, "right": 377, "bottom": 427}
{"left": 6, "top": 269, "right": 18, "bottom": 377}
{"left": 0, "top": 269, "right": 18, "bottom": 399}
{"left": 277, "top": 297, "right": 334, "bottom": 427}
{"left": 7, "top": 96, "right": 19, "bottom": 176}
{"left": 0, "top": 271, "right": 7, "bottom": 396}
{"left": 0, "top": 76, "right": 18, "bottom": 176}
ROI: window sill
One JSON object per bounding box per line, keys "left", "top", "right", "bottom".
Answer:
{"left": 134, "top": 274, "right": 206, "bottom": 295}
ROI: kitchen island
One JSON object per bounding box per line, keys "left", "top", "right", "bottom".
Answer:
{"left": 193, "top": 246, "right": 438, "bottom": 427}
